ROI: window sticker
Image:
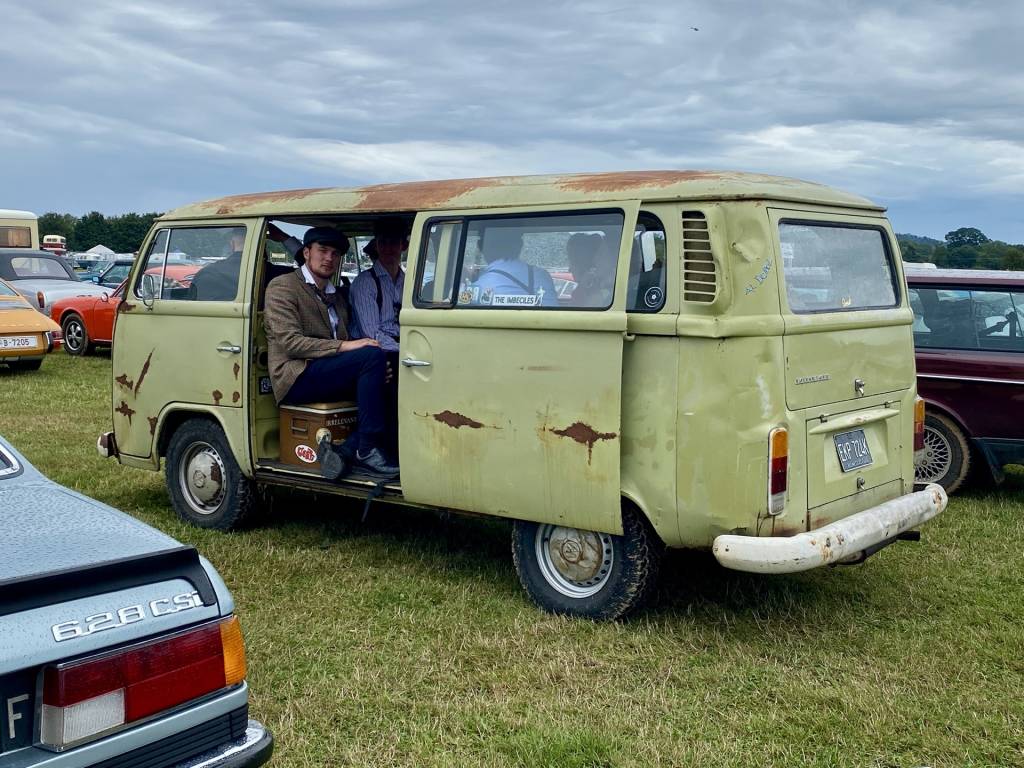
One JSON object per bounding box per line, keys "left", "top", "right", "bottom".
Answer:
{"left": 491, "top": 293, "right": 541, "bottom": 307}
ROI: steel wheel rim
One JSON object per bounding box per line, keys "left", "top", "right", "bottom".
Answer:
{"left": 64, "top": 320, "right": 84, "bottom": 352}
{"left": 916, "top": 426, "right": 952, "bottom": 483}
{"left": 177, "top": 440, "right": 226, "bottom": 516}
{"left": 535, "top": 524, "right": 614, "bottom": 598}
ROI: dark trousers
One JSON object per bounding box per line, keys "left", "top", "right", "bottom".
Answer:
{"left": 283, "top": 347, "right": 396, "bottom": 454}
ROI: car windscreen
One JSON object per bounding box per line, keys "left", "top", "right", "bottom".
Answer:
{"left": 780, "top": 222, "right": 898, "bottom": 313}
{"left": 0, "top": 281, "right": 18, "bottom": 297}
{"left": 6, "top": 255, "right": 75, "bottom": 280}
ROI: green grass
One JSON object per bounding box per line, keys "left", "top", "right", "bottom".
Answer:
{"left": 2, "top": 353, "right": 1022, "bottom": 768}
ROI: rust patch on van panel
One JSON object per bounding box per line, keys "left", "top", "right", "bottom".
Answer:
{"left": 353, "top": 177, "right": 505, "bottom": 211}
{"left": 212, "top": 390, "right": 223, "bottom": 406}
{"left": 148, "top": 416, "right": 158, "bottom": 435}
{"left": 549, "top": 421, "right": 617, "bottom": 464}
{"left": 115, "top": 373, "right": 134, "bottom": 392}
{"left": 208, "top": 188, "right": 326, "bottom": 215}
{"left": 556, "top": 170, "right": 724, "bottom": 193}
{"left": 233, "top": 362, "right": 240, "bottom": 379}
{"left": 433, "top": 410, "right": 484, "bottom": 429}
{"left": 134, "top": 352, "right": 153, "bottom": 395}
{"left": 118, "top": 301, "right": 136, "bottom": 314}
{"left": 115, "top": 401, "right": 136, "bottom": 424}
{"left": 232, "top": 391, "right": 240, "bottom": 403}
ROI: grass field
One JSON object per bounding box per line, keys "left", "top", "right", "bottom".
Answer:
{"left": 2, "top": 352, "right": 1022, "bottom": 768}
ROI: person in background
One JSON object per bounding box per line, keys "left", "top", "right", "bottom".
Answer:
{"left": 349, "top": 217, "right": 408, "bottom": 351}
{"left": 471, "top": 227, "right": 558, "bottom": 307}
{"left": 189, "top": 227, "right": 246, "bottom": 301}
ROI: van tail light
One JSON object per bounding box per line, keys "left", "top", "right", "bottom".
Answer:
{"left": 913, "top": 397, "right": 926, "bottom": 455}
{"left": 40, "top": 617, "right": 245, "bottom": 751}
{"left": 768, "top": 427, "right": 788, "bottom": 516}
{"left": 36, "top": 291, "right": 45, "bottom": 309}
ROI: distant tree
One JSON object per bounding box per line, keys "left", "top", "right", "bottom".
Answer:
{"left": 108, "top": 212, "right": 160, "bottom": 253}
{"left": 73, "top": 211, "right": 112, "bottom": 252}
{"left": 945, "top": 227, "right": 989, "bottom": 248}
{"left": 1006, "top": 247, "right": 1024, "bottom": 271}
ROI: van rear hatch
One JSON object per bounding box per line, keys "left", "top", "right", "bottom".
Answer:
{"left": 773, "top": 213, "right": 915, "bottom": 513}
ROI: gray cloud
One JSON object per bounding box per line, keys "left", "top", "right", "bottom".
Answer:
{"left": 2, "top": 0, "right": 1022, "bottom": 240}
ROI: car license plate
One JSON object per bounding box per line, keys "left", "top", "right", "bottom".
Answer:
{"left": 0, "top": 671, "right": 35, "bottom": 753}
{"left": 0, "top": 335, "right": 36, "bottom": 350}
{"left": 834, "top": 429, "right": 872, "bottom": 472}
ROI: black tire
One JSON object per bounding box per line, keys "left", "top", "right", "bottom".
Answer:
{"left": 62, "top": 313, "right": 92, "bottom": 356}
{"left": 165, "top": 418, "right": 256, "bottom": 530}
{"left": 915, "top": 412, "right": 971, "bottom": 494}
{"left": 511, "top": 507, "right": 662, "bottom": 620}
{"left": 7, "top": 359, "right": 42, "bottom": 371}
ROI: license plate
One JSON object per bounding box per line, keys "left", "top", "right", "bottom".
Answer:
{"left": 834, "top": 429, "right": 872, "bottom": 472}
{"left": 0, "top": 335, "right": 36, "bottom": 350}
{"left": 0, "top": 671, "right": 35, "bottom": 753}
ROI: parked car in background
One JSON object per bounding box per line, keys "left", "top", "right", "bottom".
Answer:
{"left": 0, "top": 277, "right": 61, "bottom": 370}
{"left": 907, "top": 267, "right": 1024, "bottom": 492}
{"left": 51, "top": 280, "right": 124, "bottom": 356}
{"left": 0, "top": 435, "right": 273, "bottom": 766}
{"left": 79, "top": 258, "right": 135, "bottom": 288}
{"left": 0, "top": 248, "right": 107, "bottom": 317}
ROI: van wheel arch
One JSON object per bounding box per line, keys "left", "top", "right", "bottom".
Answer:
{"left": 510, "top": 501, "right": 663, "bottom": 620}
{"left": 164, "top": 416, "right": 256, "bottom": 530}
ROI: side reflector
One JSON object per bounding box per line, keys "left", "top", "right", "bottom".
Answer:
{"left": 768, "top": 427, "right": 788, "bottom": 516}
{"left": 913, "top": 397, "right": 926, "bottom": 454}
{"left": 40, "top": 618, "right": 246, "bottom": 750}
{"left": 36, "top": 291, "right": 45, "bottom": 309}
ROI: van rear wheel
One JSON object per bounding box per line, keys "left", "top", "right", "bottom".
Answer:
{"left": 915, "top": 412, "right": 971, "bottom": 494}
{"left": 165, "top": 418, "right": 256, "bottom": 530}
{"left": 511, "top": 507, "right": 661, "bottom": 620}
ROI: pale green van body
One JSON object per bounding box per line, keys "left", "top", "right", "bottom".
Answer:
{"left": 107, "top": 171, "right": 924, "bottom": 555}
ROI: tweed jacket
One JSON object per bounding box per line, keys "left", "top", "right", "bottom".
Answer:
{"left": 263, "top": 269, "right": 350, "bottom": 402}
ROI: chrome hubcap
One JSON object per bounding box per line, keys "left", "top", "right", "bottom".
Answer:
{"left": 535, "top": 524, "right": 614, "bottom": 598}
{"left": 65, "top": 321, "right": 83, "bottom": 350}
{"left": 915, "top": 426, "right": 952, "bottom": 483}
{"left": 178, "top": 441, "right": 226, "bottom": 515}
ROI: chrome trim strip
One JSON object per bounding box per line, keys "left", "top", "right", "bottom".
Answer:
{"left": 918, "top": 373, "right": 1024, "bottom": 386}
{"left": 0, "top": 445, "right": 22, "bottom": 477}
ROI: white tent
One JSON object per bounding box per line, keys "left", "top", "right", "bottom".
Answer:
{"left": 86, "top": 244, "right": 115, "bottom": 254}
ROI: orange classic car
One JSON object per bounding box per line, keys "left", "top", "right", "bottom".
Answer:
{"left": 0, "top": 277, "right": 61, "bottom": 370}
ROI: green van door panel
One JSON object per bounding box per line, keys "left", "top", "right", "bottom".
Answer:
{"left": 398, "top": 202, "right": 640, "bottom": 533}
{"left": 111, "top": 221, "right": 255, "bottom": 459}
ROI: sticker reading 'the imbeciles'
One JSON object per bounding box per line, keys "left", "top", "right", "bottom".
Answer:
{"left": 491, "top": 294, "right": 540, "bottom": 306}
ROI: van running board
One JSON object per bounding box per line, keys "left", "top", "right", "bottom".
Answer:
{"left": 254, "top": 461, "right": 403, "bottom": 495}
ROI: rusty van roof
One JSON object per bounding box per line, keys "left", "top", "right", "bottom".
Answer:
{"left": 161, "top": 170, "right": 884, "bottom": 220}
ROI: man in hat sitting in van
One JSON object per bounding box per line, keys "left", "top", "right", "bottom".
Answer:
{"left": 349, "top": 217, "right": 407, "bottom": 351}
{"left": 263, "top": 226, "right": 399, "bottom": 477}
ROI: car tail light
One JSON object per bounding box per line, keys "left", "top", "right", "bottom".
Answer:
{"left": 46, "top": 330, "right": 62, "bottom": 351}
{"left": 913, "top": 397, "right": 926, "bottom": 455}
{"left": 768, "top": 427, "right": 788, "bottom": 515}
{"left": 36, "top": 291, "right": 45, "bottom": 309}
{"left": 40, "top": 617, "right": 245, "bottom": 750}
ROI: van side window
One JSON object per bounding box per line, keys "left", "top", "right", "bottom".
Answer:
{"left": 415, "top": 211, "right": 623, "bottom": 309}
{"left": 135, "top": 226, "right": 246, "bottom": 301}
{"left": 627, "top": 213, "right": 666, "bottom": 312}
{"left": 911, "top": 286, "right": 1023, "bottom": 351}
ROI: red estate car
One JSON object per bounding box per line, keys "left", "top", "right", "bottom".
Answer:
{"left": 908, "top": 267, "right": 1024, "bottom": 492}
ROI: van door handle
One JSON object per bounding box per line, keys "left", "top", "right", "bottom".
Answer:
{"left": 217, "top": 344, "right": 242, "bottom": 354}
{"left": 401, "top": 357, "right": 431, "bottom": 367}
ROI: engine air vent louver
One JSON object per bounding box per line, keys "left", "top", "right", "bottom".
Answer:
{"left": 682, "top": 212, "right": 717, "bottom": 303}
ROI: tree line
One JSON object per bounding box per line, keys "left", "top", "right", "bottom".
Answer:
{"left": 38, "top": 211, "right": 162, "bottom": 254}
{"left": 897, "top": 227, "right": 1023, "bottom": 271}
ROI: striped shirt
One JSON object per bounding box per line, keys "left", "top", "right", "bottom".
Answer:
{"left": 349, "top": 260, "right": 404, "bottom": 352}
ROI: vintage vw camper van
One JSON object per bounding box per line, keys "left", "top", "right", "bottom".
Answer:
{"left": 99, "top": 171, "right": 946, "bottom": 619}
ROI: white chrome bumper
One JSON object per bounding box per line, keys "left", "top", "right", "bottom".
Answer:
{"left": 712, "top": 484, "right": 948, "bottom": 574}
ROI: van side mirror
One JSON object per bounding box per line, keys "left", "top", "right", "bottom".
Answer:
{"left": 140, "top": 273, "right": 158, "bottom": 307}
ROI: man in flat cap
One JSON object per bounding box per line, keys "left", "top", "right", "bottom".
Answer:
{"left": 263, "top": 226, "right": 399, "bottom": 477}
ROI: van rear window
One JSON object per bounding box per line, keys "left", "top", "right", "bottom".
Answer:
{"left": 780, "top": 223, "right": 897, "bottom": 313}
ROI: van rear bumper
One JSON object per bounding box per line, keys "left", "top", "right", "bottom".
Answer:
{"left": 712, "top": 484, "right": 947, "bottom": 574}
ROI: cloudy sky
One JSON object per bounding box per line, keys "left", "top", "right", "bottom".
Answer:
{"left": 3, "top": 0, "right": 1023, "bottom": 241}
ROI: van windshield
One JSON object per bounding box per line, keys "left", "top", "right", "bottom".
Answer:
{"left": 780, "top": 222, "right": 897, "bottom": 313}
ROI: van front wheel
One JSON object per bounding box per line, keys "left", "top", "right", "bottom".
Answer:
{"left": 165, "top": 418, "right": 255, "bottom": 530}
{"left": 511, "top": 508, "right": 661, "bottom": 620}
